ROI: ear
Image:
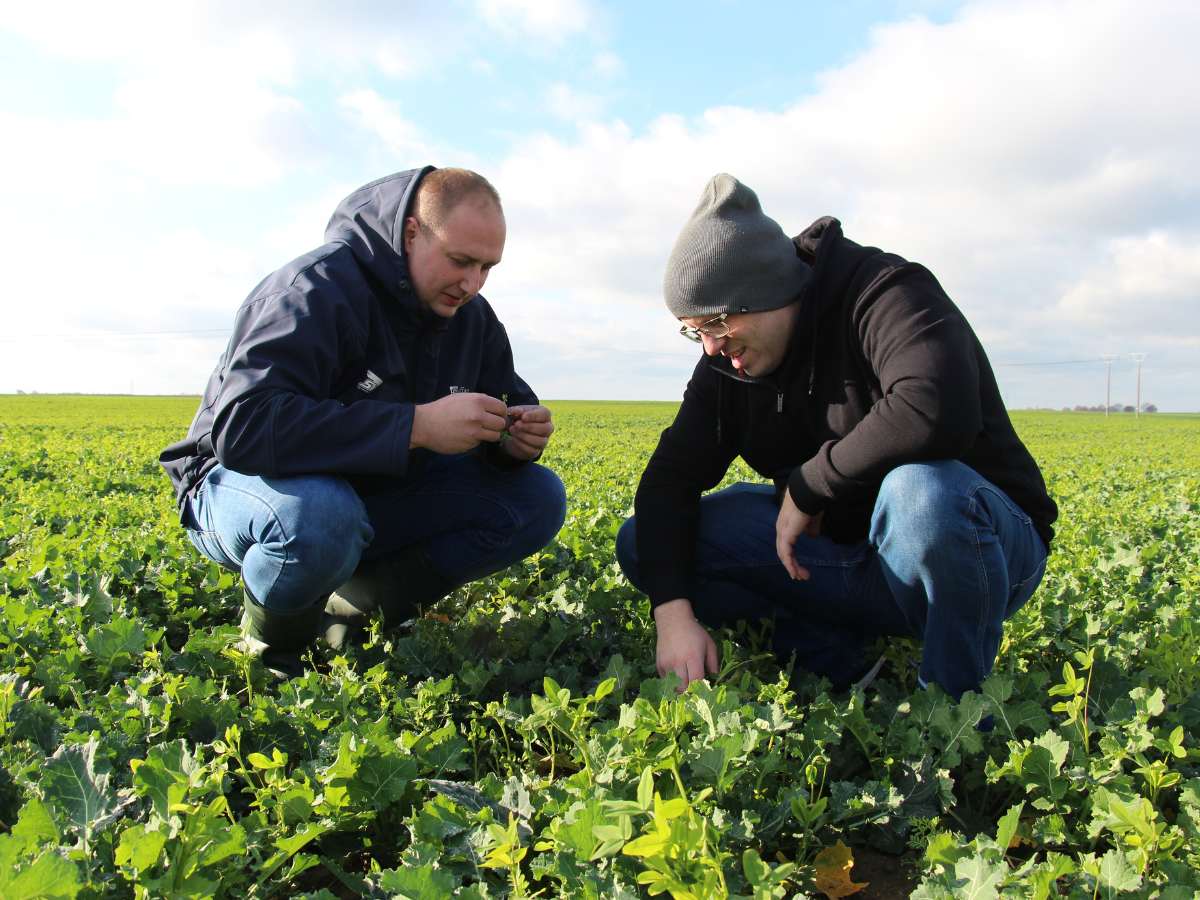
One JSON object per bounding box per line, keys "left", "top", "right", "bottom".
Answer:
{"left": 402, "top": 216, "right": 419, "bottom": 253}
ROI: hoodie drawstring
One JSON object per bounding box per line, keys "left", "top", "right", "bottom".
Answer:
{"left": 716, "top": 374, "right": 723, "bottom": 444}
{"left": 807, "top": 288, "right": 819, "bottom": 396}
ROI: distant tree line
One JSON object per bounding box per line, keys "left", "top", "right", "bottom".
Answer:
{"left": 1064, "top": 403, "right": 1158, "bottom": 413}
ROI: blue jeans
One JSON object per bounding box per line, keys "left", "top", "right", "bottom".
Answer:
{"left": 616, "top": 461, "right": 1048, "bottom": 698}
{"left": 185, "top": 453, "right": 566, "bottom": 613}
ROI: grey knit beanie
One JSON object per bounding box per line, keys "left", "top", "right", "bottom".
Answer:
{"left": 663, "top": 173, "right": 810, "bottom": 319}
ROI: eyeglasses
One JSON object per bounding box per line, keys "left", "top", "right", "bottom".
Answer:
{"left": 679, "top": 312, "right": 732, "bottom": 343}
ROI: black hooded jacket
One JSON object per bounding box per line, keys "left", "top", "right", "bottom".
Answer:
{"left": 160, "top": 167, "right": 537, "bottom": 516}
{"left": 633, "top": 217, "right": 1057, "bottom": 607}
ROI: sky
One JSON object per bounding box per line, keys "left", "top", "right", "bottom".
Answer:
{"left": 1, "top": 0, "right": 1197, "bottom": 410}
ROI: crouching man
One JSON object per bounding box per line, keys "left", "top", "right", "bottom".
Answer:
{"left": 161, "top": 167, "right": 566, "bottom": 677}
{"left": 617, "top": 174, "right": 1057, "bottom": 697}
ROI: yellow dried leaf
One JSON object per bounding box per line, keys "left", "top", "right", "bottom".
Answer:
{"left": 813, "top": 840, "right": 869, "bottom": 899}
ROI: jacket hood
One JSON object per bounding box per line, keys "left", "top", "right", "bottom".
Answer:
{"left": 323, "top": 166, "right": 434, "bottom": 301}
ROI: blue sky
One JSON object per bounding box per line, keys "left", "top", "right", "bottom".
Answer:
{"left": 1, "top": 0, "right": 1197, "bottom": 410}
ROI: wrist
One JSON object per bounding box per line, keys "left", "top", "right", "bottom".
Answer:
{"left": 409, "top": 404, "right": 426, "bottom": 450}
{"left": 653, "top": 598, "right": 696, "bottom": 629}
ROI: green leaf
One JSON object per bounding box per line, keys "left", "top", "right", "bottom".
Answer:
{"left": 593, "top": 676, "right": 616, "bottom": 701}
{"left": 41, "top": 738, "right": 121, "bottom": 840}
{"left": 622, "top": 832, "right": 667, "bottom": 858}
{"left": 0, "top": 850, "right": 83, "bottom": 900}
{"left": 376, "top": 862, "right": 458, "bottom": 898}
{"left": 951, "top": 854, "right": 1005, "bottom": 899}
{"left": 994, "top": 801, "right": 1024, "bottom": 853}
{"left": 348, "top": 750, "right": 417, "bottom": 809}
{"left": 924, "top": 831, "right": 966, "bottom": 867}
{"left": 114, "top": 823, "right": 166, "bottom": 872}
{"left": 1096, "top": 848, "right": 1141, "bottom": 894}
{"left": 412, "top": 795, "right": 473, "bottom": 843}
{"left": 131, "top": 740, "right": 200, "bottom": 822}
{"left": 742, "top": 847, "right": 768, "bottom": 884}
{"left": 83, "top": 617, "right": 149, "bottom": 667}
{"left": 11, "top": 798, "right": 59, "bottom": 848}
{"left": 637, "top": 765, "right": 654, "bottom": 811}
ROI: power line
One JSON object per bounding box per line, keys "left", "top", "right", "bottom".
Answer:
{"left": 993, "top": 358, "right": 1108, "bottom": 367}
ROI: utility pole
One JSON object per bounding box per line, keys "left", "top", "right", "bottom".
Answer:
{"left": 1102, "top": 354, "right": 1118, "bottom": 416}
{"left": 1130, "top": 353, "right": 1146, "bottom": 418}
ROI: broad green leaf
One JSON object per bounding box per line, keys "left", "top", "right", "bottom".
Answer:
{"left": 924, "top": 831, "right": 966, "bottom": 867}
{"left": 114, "top": 823, "right": 166, "bottom": 871}
{"left": 131, "top": 740, "right": 199, "bottom": 822}
{"left": 0, "top": 850, "right": 83, "bottom": 900}
{"left": 348, "top": 750, "right": 417, "bottom": 808}
{"left": 83, "top": 617, "right": 148, "bottom": 667}
{"left": 951, "top": 854, "right": 1005, "bottom": 899}
{"left": 376, "top": 862, "right": 458, "bottom": 899}
{"left": 41, "top": 739, "right": 120, "bottom": 840}
{"left": 11, "top": 798, "right": 59, "bottom": 848}
{"left": 1096, "top": 848, "right": 1141, "bottom": 894}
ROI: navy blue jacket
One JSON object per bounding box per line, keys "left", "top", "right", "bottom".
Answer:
{"left": 160, "top": 167, "right": 537, "bottom": 515}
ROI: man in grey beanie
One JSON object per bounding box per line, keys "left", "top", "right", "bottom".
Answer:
{"left": 616, "top": 174, "right": 1057, "bottom": 699}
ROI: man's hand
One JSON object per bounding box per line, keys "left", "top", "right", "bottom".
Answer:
{"left": 500, "top": 404, "right": 554, "bottom": 461}
{"left": 410, "top": 393, "right": 508, "bottom": 453}
{"left": 653, "top": 598, "right": 719, "bottom": 692}
{"left": 775, "top": 489, "right": 823, "bottom": 581}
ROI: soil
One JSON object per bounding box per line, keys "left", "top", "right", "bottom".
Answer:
{"left": 845, "top": 846, "right": 923, "bottom": 899}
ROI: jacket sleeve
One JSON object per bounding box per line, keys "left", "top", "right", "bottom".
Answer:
{"left": 787, "top": 265, "right": 982, "bottom": 513}
{"left": 475, "top": 314, "right": 538, "bottom": 407}
{"left": 211, "top": 288, "right": 415, "bottom": 478}
{"left": 473, "top": 310, "right": 541, "bottom": 467}
{"left": 634, "top": 360, "right": 739, "bottom": 606}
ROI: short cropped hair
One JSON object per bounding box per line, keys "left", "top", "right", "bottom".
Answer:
{"left": 414, "top": 168, "right": 503, "bottom": 231}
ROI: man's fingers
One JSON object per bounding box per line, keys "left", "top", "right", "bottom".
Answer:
{"left": 479, "top": 395, "right": 508, "bottom": 416}
{"left": 510, "top": 419, "right": 553, "bottom": 437}
{"left": 478, "top": 409, "right": 508, "bottom": 434}
{"left": 503, "top": 437, "right": 538, "bottom": 459}
{"left": 508, "top": 404, "right": 551, "bottom": 423}
{"left": 776, "top": 534, "right": 796, "bottom": 578}
{"left": 674, "top": 664, "right": 689, "bottom": 692}
{"left": 705, "top": 637, "right": 719, "bottom": 676}
{"left": 511, "top": 431, "right": 548, "bottom": 451}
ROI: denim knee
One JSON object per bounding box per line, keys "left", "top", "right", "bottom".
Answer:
{"left": 520, "top": 464, "right": 567, "bottom": 552}
{"left": 271, "top": 477, "right": 371, "bottom": 587}
{"left": 615, "top": 516, "right": 640, "bottom": 583}
{"left": 870, "top": 461, "right": 971, "bottom": 556}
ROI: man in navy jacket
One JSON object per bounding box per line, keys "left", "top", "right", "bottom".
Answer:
{"left": 161, "top": 167, "right": 566, "bottom": 676}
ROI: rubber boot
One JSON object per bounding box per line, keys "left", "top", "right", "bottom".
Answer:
{"left": 240, "top": 588, "right": 324, "bottom": 679}
{"left": 323, "top": 545, "right": 454, "bottom": 649}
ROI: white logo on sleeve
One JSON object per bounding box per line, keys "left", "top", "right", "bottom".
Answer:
{"left": 357, "top": 370, "right": 383, "bottom": 393}
{"left": 449, "top": 385, "right": 471, "bottom": 393}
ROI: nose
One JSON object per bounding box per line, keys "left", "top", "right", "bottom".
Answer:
{"left": 460, "top": 265, "right": 486, "bottom": 297}
{"left": 700, "top": 332, "right": 727, "bottom": 356}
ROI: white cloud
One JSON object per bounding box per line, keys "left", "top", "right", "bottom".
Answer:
{"left": 479, "top": 0, "right": 1200, "bottom": 408}
{"left": 2, "top": 0, "right": 1198, "bottom": 411}
{"left": 1054, "top": 232, "right": 1200, "bottom": 337}
{"left": 338, "top": 90, "right": 437, "bottom": 163}
{"left": 544, "top": 83, "right": 606, "bottom": 123}
{"left": 593, "top": 51, "right": 623, "bottom": 78}
{"left": 474, "top": 0, "right": 594, "bottom": 42}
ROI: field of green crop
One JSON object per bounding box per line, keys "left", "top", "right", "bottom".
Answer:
{"left": 1, "top": 395, "right": 1198, "bottom": 899}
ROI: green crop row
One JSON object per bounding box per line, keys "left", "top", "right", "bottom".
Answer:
{"left": 0, "top": 397, "right": 1198, "bottom": 898}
